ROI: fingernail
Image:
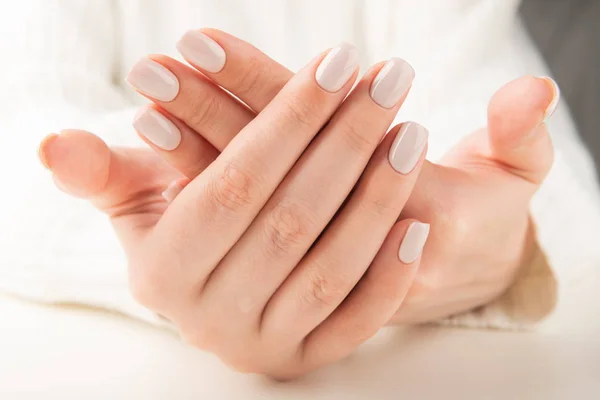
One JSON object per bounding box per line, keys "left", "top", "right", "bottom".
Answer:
{"left": 126, "top": 58, "right": 180, "bottom": 102}
{"left": 38, "top": 133, "right": 59, "bottom": 170}
{"left": 370, "top": 58, "right": 415, "bottom": 108}
{"left": 133, "top": 106, "right": 181, "bottom": 151}
{"left": 399, "top": 222, "right": 430, "bottom": 264}
{"left": 162, "top": 180, "right": 186, "bottom": 203}
{"left": 538, "top": 76, "right": 560, "bottom": 121}
{"left": 176, "top": 30, "right": 226, "bottom": 73}
{"left": 388, "top": 122, "right": 428, "bottom": 174}
{"left": 315, "top": 43, "right": 359, "bottom": 93}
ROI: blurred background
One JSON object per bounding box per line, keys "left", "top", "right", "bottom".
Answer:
{"left": 521, "top": 0, "right": 599, "bottom": 174}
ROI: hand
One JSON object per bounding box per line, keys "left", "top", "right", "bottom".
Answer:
{"left": 131, "top": 30, "right": 558, "bottom": 324}
{"left": 393, "top": 75, "right": 556, "bottom": 323}
{"left": 40, "top": 37, "right": 428, "bottom": 378}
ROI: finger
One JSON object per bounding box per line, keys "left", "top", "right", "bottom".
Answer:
{"left": 133, "top": 104, "right": 220, "bottom": 178}
{"left": 146, "top": 44, "right": 360, "bottom": 314}
{"left": 199, "top": 59, "right": 415, "bottom": 333}
{"left": 177, "top": 28, "right": 294, "bottom": 112}
{"left": 126, "top": 55, "right": 254, "bottom": 151}
{"left": 128, "top": 32, "right": 295, "bottom": 179}
{"left": 38, "top": 130, "right": 178, "bottom": 213}
{"left": 486, "top": 75, "right": 558, "bottom": 185}
{"left": 262, "top": 122, "right": 427, "bottom": 340}
{"left": 38, "top": 130, "right": 181, "bottom": 244}
{"left": 300, "top": 219, "right": 427, "bottom": 372}
{"left": 162, "top": 178, "right": 190, "bottom": 203}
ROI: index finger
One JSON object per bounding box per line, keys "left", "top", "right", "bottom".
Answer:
{"left": 177, "top": 28, "right": 294, "bottom": 112}
{"left": 149, "top": 44, "right": 360, "bottom": 295}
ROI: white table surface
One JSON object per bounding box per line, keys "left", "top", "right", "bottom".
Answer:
{"left": 1, "top": 293, "right": 598, "bottom": 399}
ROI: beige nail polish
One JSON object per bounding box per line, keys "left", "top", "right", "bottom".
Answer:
{"left": 162, "top": 180, "right": 185, "bottom": 203}
{"left": 399, "top": 222, "right": 430, "bottom": 264}
{"left": 370, "top": 58, "right": 415, "bottom": 108}
{"left": 133, "top": 106, "right": 181, "bottom": 151}
{"left": 126, "top": 58, "right": 180, "bottom": 102}
{"left": 388, "top": 122, "right": 428, "bottom": 174}
{"left": 315, "top": 43, "right": 359, "bottom": 93}
{"left": 539, "top": 76, "right": 560, "bottom": 121}
{"left": 176, "top": 30, "right": 226, "bottom": 73}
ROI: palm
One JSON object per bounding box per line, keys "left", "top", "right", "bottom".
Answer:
{"left": 393, "top": 127, "right": 540, "bottom": 322}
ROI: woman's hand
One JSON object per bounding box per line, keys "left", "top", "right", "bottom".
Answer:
{"left": 392, "top": 75, "right": 557, "bottom": 323}
{"left": 131, "top": 30, "right": 558, "bottom": 324}
{"left": 40, "top": 39, "right": 427, "bottom": 378}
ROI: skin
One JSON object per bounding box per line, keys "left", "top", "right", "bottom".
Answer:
{"left": 38, "top": 30, "right": 556, "bottom": 378}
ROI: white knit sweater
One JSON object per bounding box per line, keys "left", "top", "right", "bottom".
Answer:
{"left": 1, "top": 0, "right": 600, "bottom": 333}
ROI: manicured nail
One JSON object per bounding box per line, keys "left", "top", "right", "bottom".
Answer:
{"left": 176, "top": 30, "right": 226, "bottom": 73}
{"left": 38, "top": 133, "right": 59, "bottom": 170}
{"left": 126, "top": 58, "right": 179, "bottom": 102}
{"left": 315, "top": 43, "right": 359, "bottom": 93}
{"left": 133, "top": 106, "right": 181, "bottom": 151}
{"left": 388, "top": 122, "right": 428, "bottom": 174}
{"left": 538, "top": 76, "right": 560, "bottom": 121}
{"left": 399, "top": 222, "right": 430, "bottom": 264}
{"left": 162, "top": 180, "right": 186, "bottom": 203}
{"left": 370, "top": 58, "right": 415, "bottom": 108}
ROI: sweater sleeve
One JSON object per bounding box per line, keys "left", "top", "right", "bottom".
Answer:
{"left": 0, "top": 1, "right": 163, "bottom": 325}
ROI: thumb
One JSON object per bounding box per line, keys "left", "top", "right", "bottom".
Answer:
{"left": 486, "top": 75, "right": 559, "bottom": 185}
{"left": 38, "top": 129, "right": 178, "bottom": 215}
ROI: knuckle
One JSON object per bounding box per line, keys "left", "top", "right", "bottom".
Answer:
{"left": 339, "top": 117, "right": 377, "bottom": 155}
{"left": 232, "top": 57, "right": 265, "bottom": 98}
{"left": 300, "top": 260, "right": 347, "bottom": 309}
{"left": 183, "top": 90, "right": 222, "bottom": 130}
{"left": 263, "top": 198, "right": 317, "bottom": 255}
{"left": 281, "top": 93, "right": 318, "bottom": 130}
{"left": 206, "top": 162, "right": 260, "bottom": 213}
{"left": 356, "top": 190, "right": 399, "bottom": 220}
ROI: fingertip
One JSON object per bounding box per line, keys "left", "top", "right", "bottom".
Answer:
{"left": 398, "top": 220, "right": 430, "bottom": 265}
{"left": 537, "top": 76, "right": 560, "bottom": 121}
{"left": 373, "top": 218, "right": 428, "bottom": 271}
{"left": 387, "top": 122, "right": 429, "bottom": 175}
{"left": 487, "top": 75, "right": 556, "bottom": 141}
{"left": 41, "top": 130, "right": 112, "bottom": 198}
